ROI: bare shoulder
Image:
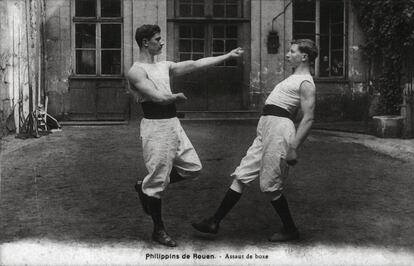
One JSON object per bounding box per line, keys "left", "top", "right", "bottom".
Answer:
{"left": 163, "top": 60, "right": 176, "bottom": 71}
{"left": 300, "top": 80, "right": 316, "bottom": 96}
{"left": 127, "top": 64, "right": 147, "bottom": 82}
{"left": 163, "top": 60, "right": 174, "bottom": 67}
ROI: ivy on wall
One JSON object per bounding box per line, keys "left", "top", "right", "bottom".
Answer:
{"left": 352, "top": 0, "right": 414, "bottom": 115}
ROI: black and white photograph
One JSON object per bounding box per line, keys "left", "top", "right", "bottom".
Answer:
{"left": 1, "top": 0, "right": 414, "bottom": 265}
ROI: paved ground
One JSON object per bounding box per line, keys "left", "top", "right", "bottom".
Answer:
{"left": 1, "top": 120, "right": 414, "bottom": 266}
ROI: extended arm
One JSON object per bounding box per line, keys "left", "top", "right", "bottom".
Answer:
{"left": 286, "top": 81, "right": 315, "bottom": 165}
{"left": 170, "top": 47, "right": 244, "bottom": 76}
{"left": 126, "top": 66, "right": 187, "bottom": 105}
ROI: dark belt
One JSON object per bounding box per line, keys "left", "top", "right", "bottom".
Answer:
{"left": 141, "top": 101, "right": 177, "bottom": 119}
{"left": 262, "top": 104, "right": 292, "bottom": 121}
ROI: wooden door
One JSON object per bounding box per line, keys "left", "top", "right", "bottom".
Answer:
{"left": 68, "top": 78, "right": 129, "bottom": 120}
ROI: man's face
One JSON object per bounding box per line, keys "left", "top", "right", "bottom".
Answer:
{"left": 145, "top": 33, "right": 164, "bottom": 55}
{"left": 286, "top": 44, "right": 306, "bottom": 67}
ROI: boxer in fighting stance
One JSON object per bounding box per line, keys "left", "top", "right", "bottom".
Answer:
{"left": 192, "top": 39, "right": 318, "bottom": 242}
{"left": 127, "top": 24, "right": 244, "bottom": 247}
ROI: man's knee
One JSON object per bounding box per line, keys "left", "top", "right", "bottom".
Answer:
{"left": 188, "top": 168, "right": 202, "bottom": 178}
{"left": 174, "top": 165, "right": 202, "bottom": 179}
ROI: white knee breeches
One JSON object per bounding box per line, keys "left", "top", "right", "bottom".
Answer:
{"left": 140, "top": 118, "right": 202, "bottom": 198}
{"left": 230, "top": 116, "right": 295, "bottom": 194}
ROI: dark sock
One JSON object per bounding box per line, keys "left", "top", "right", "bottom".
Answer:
{"left": 213, "top": 188, "right": 242, "bottom": 222}
{"left": 170, "top": 167, "right": 185, "bottom": 184}
{"left": 147, "top": 197, "right": 164, "bottom": 232}
{"left": 271, "top": 194, "right": 297, "bottom": 232}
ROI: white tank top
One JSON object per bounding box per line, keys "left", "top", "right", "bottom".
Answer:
{"left": 265, "top": 74, "right": 315, "bottom": 114}
{"left": 131, "top": 61, "right": 172, "bottom": 102}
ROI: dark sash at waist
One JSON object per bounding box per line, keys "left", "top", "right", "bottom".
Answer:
{"left": 141, "top": 101, "right": 177, "bottom": 119}
{"left": 262, "top": 104, "right": 293, "bottom": 121}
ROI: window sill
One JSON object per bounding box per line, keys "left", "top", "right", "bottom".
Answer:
{"left": 73, "top": 17, "right": 123, "bottom": 23}
{"left": 314, "top": 78, "right": 349, "bottom": 83}
{"left": 69, "top": 75, "right": 125, "bottom": 80}
{"left": 167, "top": 17, "right": 250, "bottom": 23}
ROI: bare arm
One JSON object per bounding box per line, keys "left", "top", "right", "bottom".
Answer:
{"left": 126, "top": 66, "right": 187, "bottom": 105}
{"left": 286, "top": 81, "right": 316, "bottom": 165}
{"left": 170, "top": 47, "right": 244, "bottom": 76}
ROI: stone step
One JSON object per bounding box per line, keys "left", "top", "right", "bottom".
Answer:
{"left": 60, "top": 121, "right": 129, "bottom": 126}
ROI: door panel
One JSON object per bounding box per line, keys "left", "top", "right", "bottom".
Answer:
{"left": 173, "top": 71, "right": 208, "bottom": 111}
{"left": 69, "top": 80, "right": 97, "bottom": 120}
{"left": 96, "top": 80, "right": 129, "bottom": 120}
{"left": 69, "top": 79, "right": 129, "bottom": 120}
{"left": 206, "top": 66, "right": 243, "bottom": 110}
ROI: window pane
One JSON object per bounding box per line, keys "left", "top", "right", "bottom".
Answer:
{"left": 193, "top": 53, "right": 204, "bottom": 60}
{"left": 293, "top": 0, "right": 315, "bottom": 20}
{"left": 330, "top": 2, "right": 344, "bottom": 22}
{"left": 179, "top": 26, "right": 191, "bottom": 38}
{"left": 193, "top": 26, "right": 204, "bottom": 38}
{"left": 179, "top": 24, "right": 205, "bottom": 60}
{"left": 179, "top": 40, "right": 191, "bottom": 52}
{"left": 213, "top": 0, "right": 240, "bottom": 17}
{"left": 331, "top": 23, "right": 344, "bottom": 35}
{"left": 179, "top": 0, "right": 205, "bottom": 17}
{"left": 226, "top": 4, "right": 238, "bottom": 17}
{"left": 75, "top": 0, "right": 96, "bottom": 17}
{"left": 76, "top": 24, "right": 96, "bottom": 48}
{"left": 213, "top": 26, "right": 225, "bottom": 38}
{"left": 76, "top": 50, "right": 96, "bottom": 74}
{"left": 226, "top": 25, "right": 237, "bottom": 38}
{"left": 331, "top": 51, "right": 344, "bottom": 76}
{"left": 213, "top": 40, "right": 224, "bottom": 52}
{"left": 180, "top": 53, "right": 191, "bottom": 61}
{"left": 319, "top": 35, "right": 329, "bottom": 76}
{"left": 193, "top": 4, "right": 204, "bottom": 16}
{"left": 319, "top": 54, "right": 330, "bottom": 77}
{"left": 294, "top": 34, "right": 315, "bottom": 41}
{"left": 101, "top": 0, "right": 121, "bottom": 17}
{"left": 293, "top": 22, "right": 315, "bottom": 35}
{"left": 179, "top": 4, "right": 191, "bottom": 16}
{"left": 331, "top": 36, "right": 343, "bottom": 50}
{"left": 320, "top": 5, "right": 329, "bottom": 34}
{"left": 101, "top": 24, "right": 121, "bottom": 48}
{"left": 213, "top": 5, "right": 225, "bottom": 17}
{"left": 193, "top": 40, "right": 204, "bottom": 52}
{"left": 101, "top": 50, "right": 121, "bottom": 74}
{"left": 226, "top": 40, "right": 237, "bottom": 52}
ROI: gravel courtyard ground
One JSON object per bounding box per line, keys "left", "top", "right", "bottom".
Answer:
{"left": 1, "top": 120, "right": 414, "bottom": 265}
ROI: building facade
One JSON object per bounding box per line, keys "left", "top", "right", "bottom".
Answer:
{"left": 1, "top": 0, "right": 370, "bottom": 134}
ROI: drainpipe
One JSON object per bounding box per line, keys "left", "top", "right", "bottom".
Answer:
{"left": 259, "top": 0, "right": 262, "bottom": 98}
{"left": 25, "top": 0, "right": 33, "bottom": 116}
{"left": 283, "top": 0, "right": 286, "bottom": 78}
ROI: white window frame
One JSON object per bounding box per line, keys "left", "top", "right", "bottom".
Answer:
{"left": 71, "top": 0, "right": 124, "bottom": 77}
{"left": 293, "top": 0, "right": 347, "bottom": 79}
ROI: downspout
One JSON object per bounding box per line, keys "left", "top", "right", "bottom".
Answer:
{"left": 283, "top": 0, "right": 286, "bottom": 78}
{"left": 25, "top": 0, "right": 33, "bottom": 116}
{"left": 39, "top": 0, "right": 46, "bottom": 107}
{"left": 259, "top": 0, "right": 262, "bottom": 96}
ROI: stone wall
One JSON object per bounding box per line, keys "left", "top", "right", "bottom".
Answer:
{"left": 0, "top": 0, "right": 45, "bottom": 137}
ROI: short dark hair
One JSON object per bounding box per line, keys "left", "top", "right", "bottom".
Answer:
{"left": 291, "top": 39, "right": 318, "bottom": 62}
{"left": 135, "top": 24, "right": 161, "bottom": 48}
